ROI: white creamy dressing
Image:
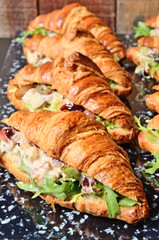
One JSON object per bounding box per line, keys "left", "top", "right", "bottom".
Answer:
{"left": 150, "top": 28, "right": 159, "bottom": 36}
{"left": 27, "top": 31, "right": 56, "bottom": 66}
{"left": 0, "top": 129, "right": 64, "bottom": 185}
{"left": 22, "top": 85, "right": 73, "bottom": 111}
{"left": 27, "top": 50, "right": 52, "bottom": 66}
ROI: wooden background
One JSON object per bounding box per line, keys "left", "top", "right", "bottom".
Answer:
{"left": 0, "top": 0, "right": 159, "bottom": 38}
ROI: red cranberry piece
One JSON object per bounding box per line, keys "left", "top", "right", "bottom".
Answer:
{"left": 3, "top": 128, "right": 14, "bottom": 139}
{"left": 60, "top": 103, "right": 85, "bottom": 112}
{"left": 82, "top": 177, "right": 89, "bottom": 187}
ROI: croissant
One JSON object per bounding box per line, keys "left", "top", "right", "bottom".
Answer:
{"left": 126, "top": 46, "right": 159, "bottom": 81}
{"left": 23, "top": 30, "right": 132, "bottom": 97}
{"left": 138, "top": 114, "right": 159, "bottom": 154}
{"left": 7, "top": 52, "right": 138, "bottom": 144}
{"left": 28, "top": 3, "right": 125, "bottom": 60}
{"left": 145, "top": 14, "right": 159, "bottom": 28}
{"left": 0, "top": 110, "right": 149, "bottom": 223}
{"left": 145, "top": 85, "right": 159, "bottom": 113}
{"left": 138, "top": 36, "right": 159, "bottom": 51}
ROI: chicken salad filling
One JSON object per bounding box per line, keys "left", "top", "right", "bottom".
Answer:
{"left": 10, "top": 83, "right": 122, "bottom": 131}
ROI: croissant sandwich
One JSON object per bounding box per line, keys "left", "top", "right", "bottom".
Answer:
{"left": 23, "top": 30, "right": 132, "bottom": 97}
{"left": 0, "top": 110, "right": 149, "bottom": 223}
{"left": 133, "top": 15, "right": 159, "bottom": 39}
{"left": 7, "top": 52, "right": 137, "bottom": 144}
{"left": 27, "top": 2, "right": 125, "bottom": 60}
{"left": 137, "top": 114, "right": 159, "bottom": 154}
{"left": 126, "top": 46, "right": 159, "bottom": 81}
{"left": 145, "top": 85, "right": 159, "bottom": 113}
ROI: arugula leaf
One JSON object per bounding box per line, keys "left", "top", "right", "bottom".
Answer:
{"left": 133, "top": 21, "right": 152, "bottom": 39}
{"left": 96, "top": 116, "right": 121, "bottom": 130}
{"left": 16, "top": 27, "right": 48, "bottom": 44}
{"left": 70, "top": 193, "right": 82, "bottom": 203}
{"left": 62, "top": 166, "right": 81, "bottom": 181}
{"left": 119, "top": 197, "right": 141, "bottom": 207}
{"left": 19, "top": 160, "right": 31, "bottom": 177}
{"left": 103, "top": 186, "right": 119, "bottom": 218}
{"left": 150, "top": 63, "right": 159, "bottom": 76}
{"left": 16, "top": 179, "right": 40, "bottom": 194}
{"left": 134, "top": 115, "right": 159, "bottom": 143}
{"left": 109, "top": 79, "right": 117, "bottom": 89}
{"left": 103, "top": 119, "right": 121, "bottom": 130}
{"left": 113, "top": 54, "right": 120, "bottom": 62}
{"left": 144, "top": 151, "right": 159, "bottom": 174}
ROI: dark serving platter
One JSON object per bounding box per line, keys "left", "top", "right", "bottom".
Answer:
{"left": 0, "top": 33, "right": 159, "bottom": 240}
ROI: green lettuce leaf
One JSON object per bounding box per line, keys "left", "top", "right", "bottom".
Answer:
{"left": 70, "top": 193, "right": 82, "bottom": 203}
{"left": 19, "top": 160, "right": 31, "bottom": 177}
{"left": 62, "top": 166, "right": 81, "bottom": 181}
{"left": 133, "top": 21, "right": 152, "bottom": 39}
{"left": 119, "top": 197, "right": 141, "bottom": 207}
{"left": 96, "top": 116, "right": 121, "bottom": 130}
{"left": 103, "top": 186, "right": 119, "bottom": 218}
{"left": 109, "top": 80, "right": 117, "bottom": 89}
{"left": 16, "top": 27, "right": 48, "bottom": 44}
{"left": 113, "top": 54, "right": 120, "bottom": 62}
{"left": 144, "top": 151, "right": 159, "bottom": 174}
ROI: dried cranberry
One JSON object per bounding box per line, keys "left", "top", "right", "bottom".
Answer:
{"left": 60, "top": 103, "right": 85, "bottom": 112}
{"left": 82, "top": 177, "right": 89, "bottom": 187}
{"left": 3, "top": 128, "right": 14, "bottom": 139}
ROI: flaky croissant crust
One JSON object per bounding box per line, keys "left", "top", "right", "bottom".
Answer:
{"left": 1, "top": 110, "right": 149, "bottom": 223}
{"left": 138, "top": 36, "right": 159, "bottom": 51}
{"left": 8, "top": 52, "right": 138, "bottom": 143}
{"left": 145, "top": 14, "right": 159, "bottom": 28}
{"left": 28, "top": 3, "right": 125, "bottom": 59}
{"left": 23, "top": 30, "right": 132, "bottom": 97}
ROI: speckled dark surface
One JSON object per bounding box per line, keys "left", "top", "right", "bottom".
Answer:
{"left": 0, "top": 33, "right": 159, "bottom": 240}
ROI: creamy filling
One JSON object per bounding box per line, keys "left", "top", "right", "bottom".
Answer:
{"left": 12, "top": 84, "right": 122, "bottom": 131}
{"left": 150, "top": 28, "right": 159, "bottom": 37}
{"left": 0, "top": 128, "right": 64, "bottom": 185}
{"left": 27, "top": 50, "right": 52, "bottom": 66}
{"left": 21, "top": 85, "right": 72, "bottom": 112}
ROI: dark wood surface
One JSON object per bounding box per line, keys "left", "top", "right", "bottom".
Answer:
{"left": 0, "top": 0, "right": 159, "bottom": 37}
{"left": 0, "top": 39, "right": 12, "bottom": 71}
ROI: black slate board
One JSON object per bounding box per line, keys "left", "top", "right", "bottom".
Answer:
{"left": 0, "top": 33, "right": 159, "bottom": 240}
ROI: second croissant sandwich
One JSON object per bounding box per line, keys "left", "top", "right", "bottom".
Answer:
{"left": 28, "top": 2, "right": 126, "bottom": 60}
{"left": 0, "top": 110, "right": 149, "bottom": 224}
{"left": 23, "top": 29, "right": 132, "bottom": 97}
{"left": 7, "top": 52, "right": 138, "bottom": 144}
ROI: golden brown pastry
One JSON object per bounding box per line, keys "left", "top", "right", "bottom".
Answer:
{"left": 28, "top": 3, "right": 125, "bottom": 60}
{"left": 7, "top": 52, "right": 138, "bottom": 144}
{"left": 138, "top": 114, "right": 159, "bottom": 154}
{"left": 145, "top": 85, "right": 159, "bottom": 113}
{"left": 23, "top": 31, "right": 131, "bottom": 97}
{"left": 0, "top": 110, "right": 149, "bottom": 223}
{"left": 145, "top": 15, "right": 159, "bottom": 28}
{"left": 138, "top": 36, "right": 159, "bottom": 51}
{"left": 126, "top": 46, "right": 159, "bottom": 81}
